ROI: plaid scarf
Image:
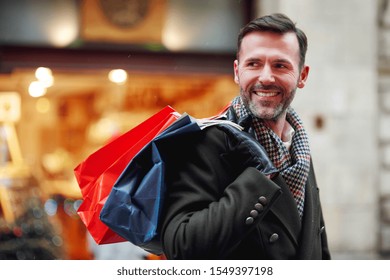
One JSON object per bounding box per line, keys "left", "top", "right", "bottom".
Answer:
{"left": 231, "top": 96, "right": 311, "bottom": 218}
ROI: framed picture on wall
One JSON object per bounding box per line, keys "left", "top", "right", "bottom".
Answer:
{"left": 81, "top": 0, "right": 166, "bottom": 44}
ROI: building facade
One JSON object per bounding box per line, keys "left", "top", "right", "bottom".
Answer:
{"left": 260, "top": 0, "right": 388, "bottom": 258}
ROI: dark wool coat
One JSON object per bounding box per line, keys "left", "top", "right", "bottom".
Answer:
{"left": 159, "top": 121, "right": 331, "bottom": 260}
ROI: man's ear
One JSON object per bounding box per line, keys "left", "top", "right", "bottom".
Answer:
{"left": 298, "top": 65, "right": 310, "bottom": 88}
{"left": 233, "top": 60, "right": 239, "bottom": 84}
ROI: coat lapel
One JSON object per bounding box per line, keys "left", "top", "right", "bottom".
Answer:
{"left": 297, "top": 161, "right": 320, "bottom": 259}
{"left": 269, "top": 160, "right": 318, "bottom": 253}
{"left": 269, "top": 174, "right": 302, "bottom": 246}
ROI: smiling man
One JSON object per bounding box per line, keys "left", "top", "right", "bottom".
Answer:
{"left": 160, "top": 13, "right": 330, "bottom": 259}
{"left": 235, "top": 32, "right": 308, "bottom": 133}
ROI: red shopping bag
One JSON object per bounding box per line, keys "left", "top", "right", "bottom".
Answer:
{"left": 74, "top": 106, "right": 179, "bottom": 244}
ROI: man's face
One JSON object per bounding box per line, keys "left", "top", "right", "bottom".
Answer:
{"left": 234, "top": 31, "right": 309, "bottom": 121}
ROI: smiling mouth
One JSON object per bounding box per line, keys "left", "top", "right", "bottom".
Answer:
{"left": 253, "top": 91, "right": 279, "bottom": 97}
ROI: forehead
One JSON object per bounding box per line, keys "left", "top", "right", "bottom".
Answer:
{"left": 239, "top": 31, "right": 300, "bottom": 63}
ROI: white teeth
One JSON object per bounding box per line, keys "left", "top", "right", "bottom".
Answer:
{"left": 254, "top": 91, "right": 278, "bottom": 97}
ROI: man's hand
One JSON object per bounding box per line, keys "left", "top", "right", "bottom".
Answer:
{"left": 217, "top": 124, "right": 278, "bottom": 177}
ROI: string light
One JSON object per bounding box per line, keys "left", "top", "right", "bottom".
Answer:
{"left": 35, "top": 97, "right": 51, "bottom": 114}
{"left": 28, "top": 81, "right": 47, "bottom": 98}
{"left": 29, "top": 67, "right": 54, "bottom": 98}
{"left": 108, "top": 69, "right": 127, "bottom": 84}
{"left": 35, "top": 67, "right": 54, "bottom": 88}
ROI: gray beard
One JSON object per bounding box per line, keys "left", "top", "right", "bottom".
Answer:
{"left": 241, "top": 88, "right": 296, "bottom": 122}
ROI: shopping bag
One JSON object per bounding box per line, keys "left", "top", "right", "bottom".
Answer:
{"left": 100, "top": 114, "right": 202, "bottom": 254}
{"left": 74, "top": 106, "right": 179, "bottom": 245}
{"left": 98, "top": 106, "right": 278, "bottom": 255}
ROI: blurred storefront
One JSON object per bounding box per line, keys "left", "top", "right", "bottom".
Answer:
{"left": 0, "top": 0, "right": 248, "bottom": 259}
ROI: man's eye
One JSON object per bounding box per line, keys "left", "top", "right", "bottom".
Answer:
{"left": 275, "top": 63, "right": 287, "bottom": 69}
{"left": 247, "top": 62, "right": 259, "bottom": 67}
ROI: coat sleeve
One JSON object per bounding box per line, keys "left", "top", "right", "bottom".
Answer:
{"left": 159, "top": 126, "right": 282, "bottom": 259}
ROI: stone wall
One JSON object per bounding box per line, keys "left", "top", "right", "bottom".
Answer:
{"left": 258, "top": 0, "right": 380, "bottom": 258}
{"left": 379, "top": 0, "right": 390, "bottom": 255}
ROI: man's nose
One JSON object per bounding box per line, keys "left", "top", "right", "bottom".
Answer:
{"left": 258, "top": 65, "right": 275, "bottom": 84}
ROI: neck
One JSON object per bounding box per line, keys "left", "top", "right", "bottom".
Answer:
{"left": 262, "top": 112, "right": 287, "bottom": 138}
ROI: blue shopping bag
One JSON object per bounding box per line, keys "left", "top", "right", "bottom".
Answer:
{"left": 100, "top": 114, "right": 201, "bottom": 255}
